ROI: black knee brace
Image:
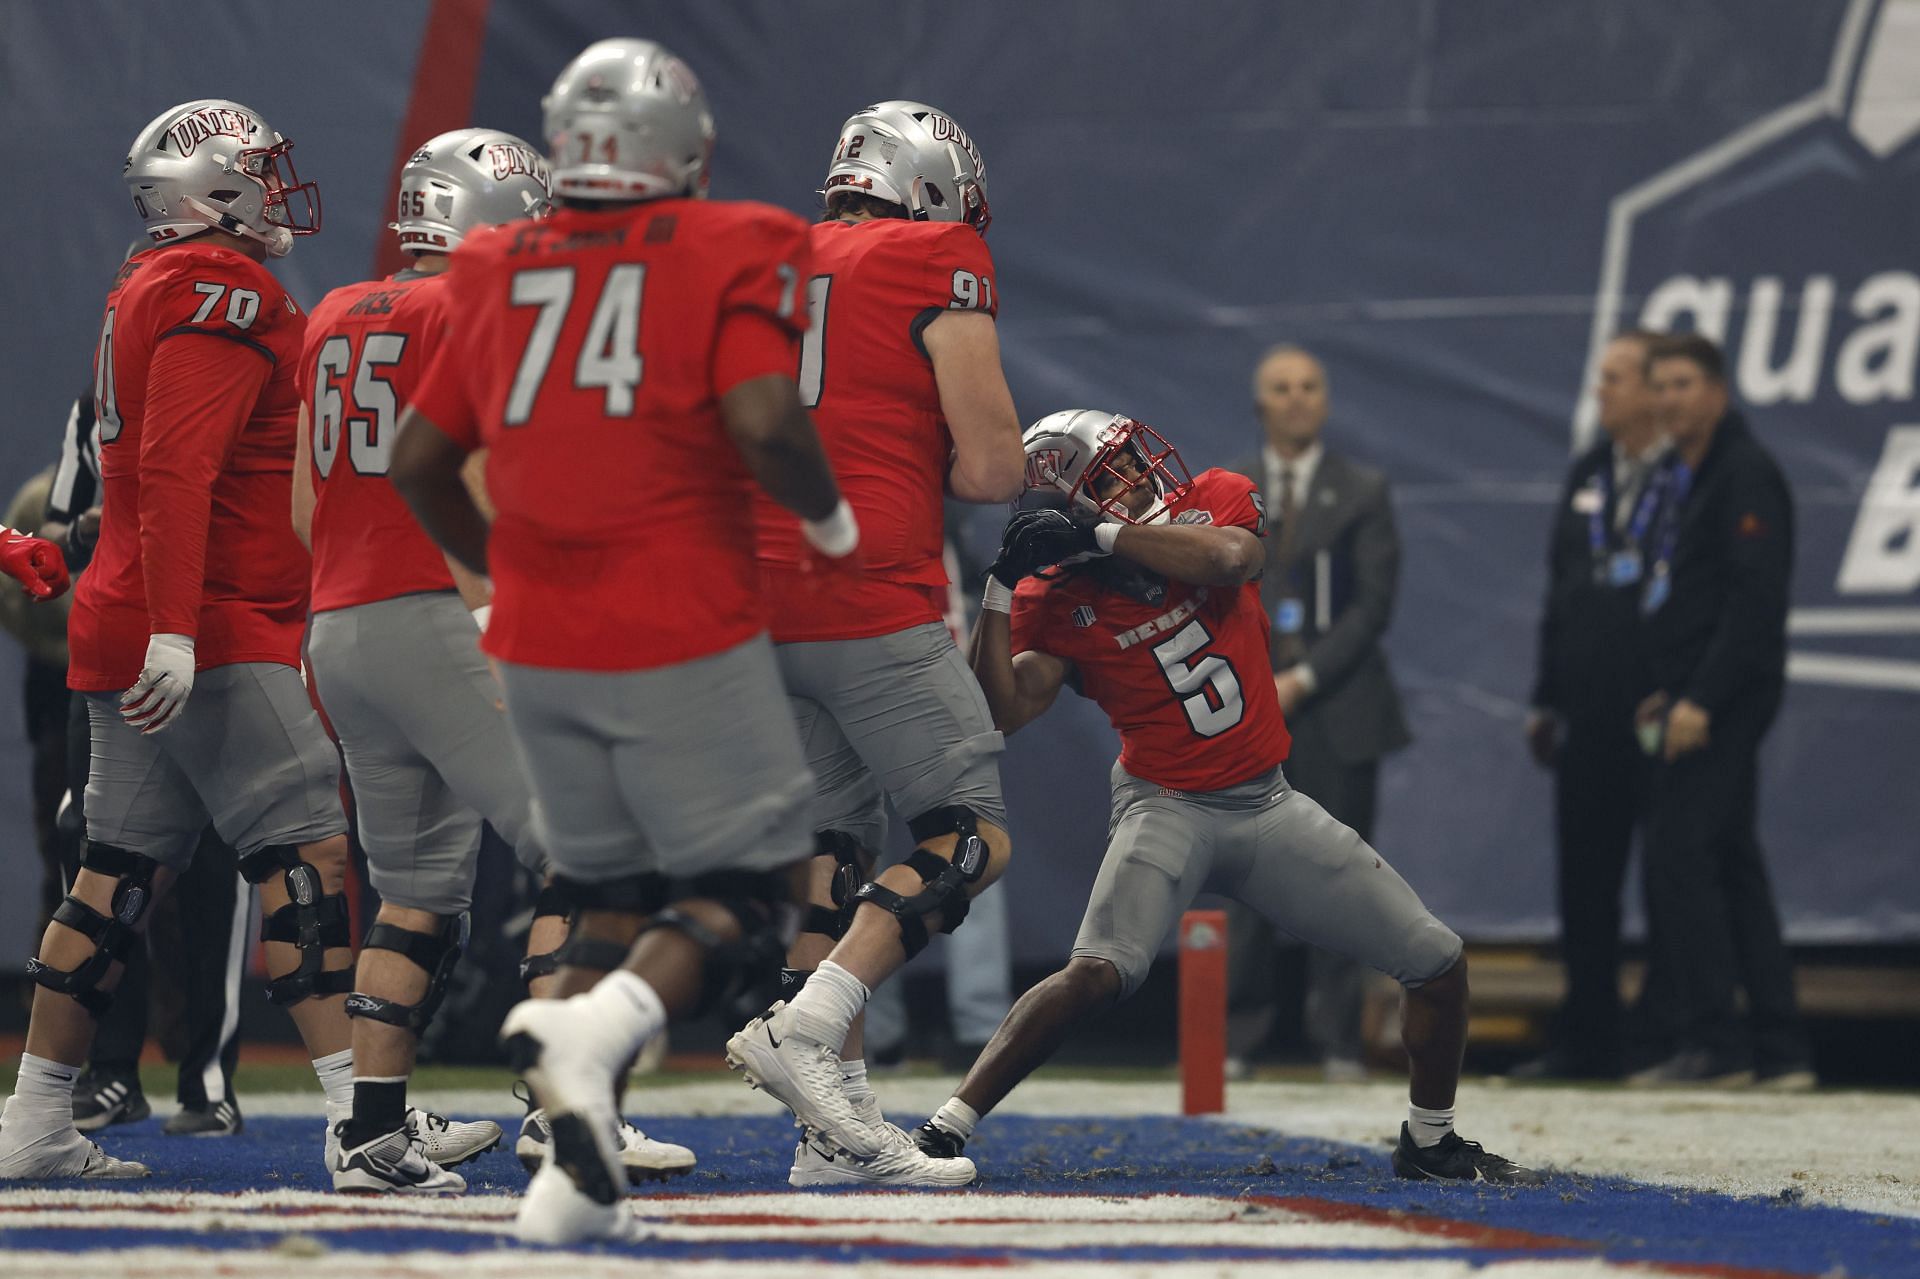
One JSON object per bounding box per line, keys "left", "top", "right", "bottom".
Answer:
{"left": 536, "top": 871, "right": 670, "bottom": 974}
{"left": 240, "top": 843, "right": 354, "bottom": 1006}
{"left": 803, "top": 829, "right": 870, "bottom": 941}
{"left": 849, "top": 806, "right": 990, "bottom": 959}
{"left": 345, "top": 914, "right": 466, "bottom": 1033}
{"left": 25, "top": 842, "right": 158, "bottom": 1019}
{"left": 639, "top": 870, "right": 790, "bottom": 1019}
{"left": 518, "top": 880, "right": 571, "bottom": 985}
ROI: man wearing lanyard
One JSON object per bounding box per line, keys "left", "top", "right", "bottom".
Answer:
{"left": 1226, "top": 345, "right": 1411, "bottom": 1081}
{"left": 1628, "top": 333, "right": 1812, "bottom": 1090}
{"left": 1517, "top": 329, "right": 1666, "bottom": 1080}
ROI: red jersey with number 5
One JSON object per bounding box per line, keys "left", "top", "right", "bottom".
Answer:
{"left": 69, "top": 243, "right": 310, "bottom": 691}
{"left": 753, "top": 218, "right": 998, "bottom": 642}
{"left": 410, "top": 198, "right": 811, "bottom": 671}
{"left": 298, "top": 271, "right": 458, "bottom": 614}
{"left": 1009, "top": 469, "right": 1289, "bottom": 792}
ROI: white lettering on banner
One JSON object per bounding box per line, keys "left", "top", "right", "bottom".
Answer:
{"left": 1838, "top": 425, "right": 1920, "bottom": 593}
{"left": 1114, "top": 589, "right": 1209, "bottom": 651}
{"left": 1638, "top": 270, "right": 1920, "bottom": 407}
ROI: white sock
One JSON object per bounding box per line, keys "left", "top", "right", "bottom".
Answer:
{"left": 786, "top": 961, "right": 868, "bottom": 1048}
{"left": 10, "top": 1053, "right": 82, "bottom": 1129}
{"left": 840, "top": 1058, "right": 876, "bottom": 1108}
{"left": 312, "top": 1048, "right": 354, "bottom": 1115}
{"left": 1409, "top": 1103, "right": 1455, "bottom": 1148}
{"left": 579, "top": 969, "right": 668, "bottom": 1057}
{"left": 932, "top": 1097, "right": 980, "bottom": 1141}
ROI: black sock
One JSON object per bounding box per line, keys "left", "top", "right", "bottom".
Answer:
{"left": 343, "top": 1078, "right": 408, "bottom": 1147}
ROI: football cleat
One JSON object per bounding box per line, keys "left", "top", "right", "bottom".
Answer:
{"left": 164, "top": 1099, "right": 242, "bottom": 1137}
{"left": 407, "top": 1107, "right": 500, "bottom": 1168}
{"left": 500, "top": 998, "right": 631, "bottom": 1208}
{"left": 912, "top": 1119, "right": 968, "bottom": 1161}
{"left": 0, "top": 1112, "right": 149, "bottom": 1180}
{"left": 331, "top": 1121, "right": 464, "bottom": 1195}
{"left": 516, "top": 1089, "right": 695, "bottom": 1183}
{"left": 791, "top": 1116, "right": 976, "bottom": 1188}
{"left": 1390, "top": 1124, "right": 1546, "bottom": 1186}
{"left": 725, "top": 1002, "right": 884, "bottom": 1160}
{"left": 515, "top": 1162, "right": 644, "bottom": 1246}
{"left": 72, "top": 1070, "right": 150, "bottom": 1133}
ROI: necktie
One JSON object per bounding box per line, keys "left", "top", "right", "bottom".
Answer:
{"left": 1270, "top": 464, "right": 1307, "bottom": 667}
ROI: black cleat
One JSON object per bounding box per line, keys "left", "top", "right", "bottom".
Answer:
{"left": 912, "top": 1120, "right": 967, "bottom": 1160}
{"left": 164, "top": 1098, "right": 243, "bottom": 1137}
{"left": 72, "top": 1071, "right": 150, "bottom": 1133}
{"left": 1391, "top": 1123, "right": 1545, "bottom": 1186}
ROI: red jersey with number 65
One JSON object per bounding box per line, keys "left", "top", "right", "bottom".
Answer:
{"left": 1010, "top": 469, "right": 1289, "bottom": 792}
{"left": 69, "top": 243, "right": 310, "bottom": 692}
{"left": 753, "top": 218, "right": 998, "bottom": 642}
{"left": 410, "top": 198, "right": 811, "bottom": 672}
{"left": 298, "top": 270, "right": 458, "bottom": 614}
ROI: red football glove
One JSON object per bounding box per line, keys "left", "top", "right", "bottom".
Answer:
{"left": 0, "top": 528, "right": 71, "bottom": 602}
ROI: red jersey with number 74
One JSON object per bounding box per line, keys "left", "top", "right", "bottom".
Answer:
{"left": 409, "top": 198, "right": 811, "bottom": 671}
{"left": 753, "top": 217, "right": 998, "bottom": 642}
{"left": 69, "top": 243, "right": 310, "bottom": 691}
{"left": 297, "top": 270, "right": 458, "bottom": 614}
{"left": 1009, "top": 468, "right": 1290, "bottom": 792}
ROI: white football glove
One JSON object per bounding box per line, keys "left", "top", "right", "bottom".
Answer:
{"left": 121, "top": 633, "right": 195, "bottom": 734}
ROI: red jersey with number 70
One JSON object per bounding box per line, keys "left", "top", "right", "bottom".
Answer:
{"left": 69, "top": 242, "right": 310, "bottom": 692}
{"left": 1009, "top": 468, "right": 1290, "bottom": 792}
{"left": 409, "top": 198, "right": 812, "bottom": 672}
{"left": 297, "top": 270, "right": 458, "bottom": 614}
{"left": 753, "top": 218, "right": 998, "bottom": 642}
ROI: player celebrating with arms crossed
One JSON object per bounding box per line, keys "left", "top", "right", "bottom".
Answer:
{"left": 912, "top": 411, "right": 1543, "bottom": 1187}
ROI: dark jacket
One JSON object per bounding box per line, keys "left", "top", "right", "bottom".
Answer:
{"left": 1232, "top": 447, "right": 1411, "bottom": 765}
{"left": 1532, "top": 439, "right": 1653, "bottom": 728}
{"left": 1641, "top": 411, "right": 1794, "bottom": 734}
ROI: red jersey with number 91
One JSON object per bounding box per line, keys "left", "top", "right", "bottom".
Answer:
{"left": 753, "top": 218, "right": 998, "bottom": 642}
{"left": 409, "top": 198, "right": 811, "bottom": 671}
{"left": 70, "top": 243, "right": 309, "bottom": 691}
{"left": 1009, "top": 469, "right": 1290, "bottom": 792}
{"left": 298, "top": 271, "right": 458, "bottom": 614}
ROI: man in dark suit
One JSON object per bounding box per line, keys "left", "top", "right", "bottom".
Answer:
{"left": 1516, "top": 329, "right": 1665, "bottom": 1080}
{"left": 1627, "top": 334, "right": 1812, "bottom": 1089}
{"left": 1225, "top": 345, "right": 1411, "bottom": 1080}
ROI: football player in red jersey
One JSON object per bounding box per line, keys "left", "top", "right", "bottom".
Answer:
{"left": 728, "top": 101, "right": 1022, "bottom": 1187}
{"left": 0, "top": 99, "right": 359, "bottom": 1183}
{"left": 0, "top": 526, "right": 70, "bottom": 601}
{"left": 389, "top": 39, "right": 857, "bottom": 1244}
{"left": 294, "top": 129, "right": 651, "bottom": 1194}
{"left": 909, "top": 411, "right": 1543, "bottom": 1187}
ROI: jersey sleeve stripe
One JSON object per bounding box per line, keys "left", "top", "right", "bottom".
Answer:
{"left": 155, "top": 324, "right": 277, "bottom": 364}
{"left": 908, "top": 305, "right": 944, "bottom": 360}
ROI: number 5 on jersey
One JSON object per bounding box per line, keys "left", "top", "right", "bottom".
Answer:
{"left": 1153, "top": 618, "right": 1245, "bottom": 737}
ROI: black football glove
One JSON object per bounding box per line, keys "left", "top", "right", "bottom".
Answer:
{"left": 989, "top": 509, "right": 1104, "bottom": 586}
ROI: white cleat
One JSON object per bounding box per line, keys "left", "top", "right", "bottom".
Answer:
{"left": 500, "top": 997, "right": 631, "bottom": 1210}
{"left": 517, "top": 1102, "right": 696, "bottom": 1183}
{"left": 408, "top": 1107, "right": 501, "bottom": 1169}
{"left": 790, "top": 1125, "right": 977, "bottom": 1188}
{"left": 726, "top": 1002, "right": 883, "bottom": 1160}
{"left": 0, "top": 1113, "right": 148, "bottom": 1181}
{"left": 331, "top": 1122, "right": 465, "bottom": 1195}
{"left": 515, "top": 1162, "right": 644, "bottom": 1246}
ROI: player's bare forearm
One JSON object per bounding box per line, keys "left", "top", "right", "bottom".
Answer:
{"left": 291, "top": 404, "right": 316, "bottom": 551}
{"left": 391, "top": 408, "right": 489, "bottom": 576}
{"left": 1110, "top": 523, "right": 1262, "bottom": 587}
{"left": 926, "top": 312, "right": 1024, "bottom": 502}
{"left": 968, "top": 608, "right": 1065, "bottom": 734}
{"left": 720, "top": 374, "right": 841, "bottom": 521}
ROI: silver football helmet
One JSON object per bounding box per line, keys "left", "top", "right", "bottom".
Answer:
{"left": 391, "top": 128, "right": 552, "bottom": 255}
{"left": 1021, "top": 410, "right": 1193, "bottom": 525}
{"left": 542, "top": 38, "right": 714, "bottom": 201}
{"left": 123, "top": 99, "right": 320, "bottom": 258}
{"left": 823, "top": 101, "right": 990, "bottom": 234}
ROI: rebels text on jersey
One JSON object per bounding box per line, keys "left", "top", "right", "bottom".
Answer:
{"left": 298, "top": 271, "right": 457, "bottom": 613}
{"left": 1010, "top": 469, "right": 1291, "bottom": 792}
{"left": 754, "top": 218, "right": 997, "bottom": 642}
{"left": 70, "top": 243, "right": 310, "bottom": 691}
{"left": 410, "top": 199, "right": 811, "bottom": 671}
